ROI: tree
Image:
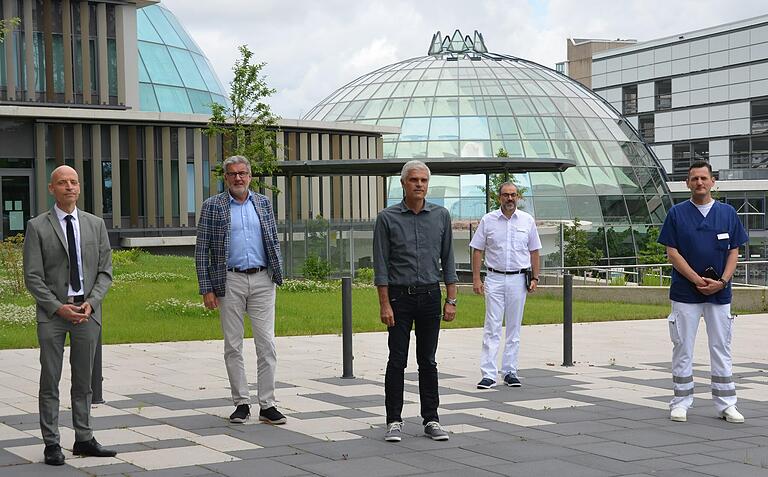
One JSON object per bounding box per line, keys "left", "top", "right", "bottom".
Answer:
{"left": 480, "top": 148, "right": 528, "bottom": 209}
{"left": 0, "top": 17, "right": 20, "bottom": 44}
{"left": 563, "top": 219, "right": 603, "bottom": 268}
{"left": 638, "top": 226, "right": 667, "bottom": 264}
{"left": 204, "top": 45, "right": 280, "bottom": 191}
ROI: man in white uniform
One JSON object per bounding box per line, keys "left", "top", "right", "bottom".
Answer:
{"left": 470, "top": 182, "right": 541, "bottom": 389}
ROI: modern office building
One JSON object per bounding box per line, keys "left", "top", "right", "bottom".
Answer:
{"left": 585, "top": 14, "right": 768, "bottom": 261}
{"left": 556, "top": 38, "right": 636, "bottom": 88}
{"left": 0, "top": 0, "right": 392, "bottom": 277}
{"left": 305, "top": 30, "right": 672, "bottom": 266}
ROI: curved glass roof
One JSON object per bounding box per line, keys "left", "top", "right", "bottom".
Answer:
{"left": 305, "top": 30, "right": 673, "bottom": 265}
{"left": 137, "top": 5, "right": 227, "bottom": 114}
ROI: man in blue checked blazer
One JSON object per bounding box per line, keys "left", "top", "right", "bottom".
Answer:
{"left": 195, "top": 155, "right": 286, "bottom": 425}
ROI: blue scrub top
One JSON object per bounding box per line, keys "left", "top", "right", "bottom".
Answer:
{"left": 658, "top": 200, "right": 748, "bottom": 304}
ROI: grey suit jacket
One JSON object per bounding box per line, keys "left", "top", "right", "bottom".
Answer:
{"left": 23, "top": 208, "right": 113, "bottom": 324}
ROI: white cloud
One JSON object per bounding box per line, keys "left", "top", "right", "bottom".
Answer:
{"left": 158, "top": 0, "right": 768, "bottom": 118}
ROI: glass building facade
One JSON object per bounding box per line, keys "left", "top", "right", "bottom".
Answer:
{"left": 304, "top": 31, "right": 674, "bottom": 265}
{"left": 137, "top": 4, "right": 227, "bottom": 114}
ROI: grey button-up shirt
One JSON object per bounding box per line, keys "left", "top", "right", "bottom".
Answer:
{"left": 373, "top": 200, "right": 458, "bottom": 286}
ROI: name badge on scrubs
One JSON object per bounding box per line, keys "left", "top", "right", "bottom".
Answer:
{"left": 717, "top": 233, "right": 729, "bottom": 240}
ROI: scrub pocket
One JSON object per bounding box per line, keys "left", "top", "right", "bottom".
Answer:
{"left": 668, "top": 311, "right": 682, "bottom": 345}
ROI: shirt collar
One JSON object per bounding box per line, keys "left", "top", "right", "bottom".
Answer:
{"left": 493, "top": 208, "right": 518, "bottom": 220}
{"left": 229, "top": 190, "right": 253, "bottom": 205}
{"left": 54, "top": 204, "right": 79, "bottom": 222}
{"left": 397, "top": 199, "right": 435, "bottom": 214}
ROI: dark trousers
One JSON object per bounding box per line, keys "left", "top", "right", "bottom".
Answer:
{"left": 385, "top": 285, "right": 442, "bottom": 425}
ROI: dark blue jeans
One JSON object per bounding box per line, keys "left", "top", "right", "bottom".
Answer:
{"left": 385, "top": 285, "right": 442, "bottom": 425}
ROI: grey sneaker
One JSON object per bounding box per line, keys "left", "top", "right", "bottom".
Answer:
{"left": 504, "top": 373, "right": 522, "bottom": 387}
{"left": 424, "top": 421, "right": 449, "bottom": 441}
{"left": 384, "top": 421, "right": 403, "bottom": 442}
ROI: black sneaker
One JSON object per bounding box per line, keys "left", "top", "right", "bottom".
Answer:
{"left": 229, "top": 404, "right": 251, "bottom": 423}
{"left": 477, "top": 378, "right": 497, "bottom": 389}
{"left": 259, "top": 406, "right": 287, "bottom": 425}
{"left": 504, "top": 373, "right": 521, "bottom": 387}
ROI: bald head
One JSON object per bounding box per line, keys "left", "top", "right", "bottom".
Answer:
{"left": 48, "top": 165, "right": 80, "bottom": 213}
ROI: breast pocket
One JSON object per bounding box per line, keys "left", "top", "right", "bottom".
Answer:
{"left": 716, "top": 232, "right": 730, "bottom": 251}
{"left": 513, "top": 227, "right": 529, "bottom": 251}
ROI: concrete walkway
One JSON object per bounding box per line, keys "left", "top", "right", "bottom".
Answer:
{"left": 2, "top": 315, "right": 768, "bottom": 476}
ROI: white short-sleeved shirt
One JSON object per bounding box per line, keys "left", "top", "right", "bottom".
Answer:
{"left": 469, "top": 208, "right": 542, "bottom": 271}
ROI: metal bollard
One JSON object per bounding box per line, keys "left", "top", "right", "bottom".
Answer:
{"left": 341, "top": 276, "right": 355, "bottom": 379}
{"left": 92, "top": 330, "right": 105, "bottom": 403}
{"left": 562, "top": 273, "right": 573, "bottom": 367}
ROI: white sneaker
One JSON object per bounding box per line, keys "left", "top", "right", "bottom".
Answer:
{"left": 721, "top": 406, "right": 745, "bottom": 423}
{"left": 670, "top": 407, "right": 687, "bottom": 422}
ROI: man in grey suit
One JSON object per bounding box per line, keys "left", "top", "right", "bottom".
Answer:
{"left": 23, "top": 165, "right": 117, "bottom": 466}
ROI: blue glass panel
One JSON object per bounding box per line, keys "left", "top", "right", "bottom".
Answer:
{"left": 138, "top": 42, "right": 183, "bottom": 86}
{"left": 138, "top": 55, "right": 150, "bottom": 82}
{"left": 187, "top": 89, "right": 213, "bottom": 114}
{"left": 167, "top": 47, "right": 207, "bottom": 90}
{"left": 136, "top": 9, "right": 162, "bottom": 43}
{"left": 460, "top": 140, "right": 491, "bottom": 156}
{"left": 211, "top": 94, "right": 228, "bottom": 106}
{"left": 154, "top": 85, "right": 192, "bottom": 113}
{"left": 139, "top": 82, "right": 159, "bottom": 111}
{"left": 429, "top": 117, "right": 458, "bottom": 140}
{"left": 459, "top": 117, "right": 490, "bottom": 140}
{"left": 142, "top": 6, "right": 186, "bottom": 48}
{"left": 427, "top": 141, "right": 459, "bottom": 158}
{"left": 400, "top": 118, "right": 430, "bottom": 141}
{"left": 395, "top": 141, "right": 427, "bottom": 158}
{"left": 159, "top": 6, "right": 203, "bottom": 54}
{"left": 191, "top": 53, "right": 226, "bottom": 95}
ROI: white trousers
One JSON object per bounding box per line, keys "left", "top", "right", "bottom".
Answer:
{"left": 668, "top": 300, "right": 736, "bottom": 412}
{"left": 218, "top": 270, "right": 277, "bottom": 409}
{"left": 480, "top": 273, "right": 527, "bottom": 380}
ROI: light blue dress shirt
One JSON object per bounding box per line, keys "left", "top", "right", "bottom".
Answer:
{"left": 227, "top": 191, "right": 268, "bottom": 269}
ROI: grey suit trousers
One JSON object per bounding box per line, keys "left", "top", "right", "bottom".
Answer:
{"left": 37, "top": 316, "right": 100, "bottom": 446}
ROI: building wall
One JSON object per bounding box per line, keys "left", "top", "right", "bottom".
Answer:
{"left": 566, "top": 39, "right": 637, "bottom": 89}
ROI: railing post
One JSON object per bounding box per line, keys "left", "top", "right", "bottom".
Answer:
{"left": 341, "top": 276, "right": 354, "bottom": 379}
{"left": 563, "top": 273, "right": 573, "bottom": 367}
{"left": 92, "top": 330, "right": 104, "bottom": 403}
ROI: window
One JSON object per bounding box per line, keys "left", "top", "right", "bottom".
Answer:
{"left": 655, "top": 79, "right": 671, "bottom": 110}
{"left": 731, "top": 136, "right": 768, "bottom": 169}
{"left": 672, "top": 140, "right": 709, "bottom": 180}
{"left": 751, "top": 99, "right": 768, "bottom": 134}
{"left": 638, "top": 114, "right": 654, "bottom": 142}
{"left": 622, "top": 85, "right": 638, "bottom": 115}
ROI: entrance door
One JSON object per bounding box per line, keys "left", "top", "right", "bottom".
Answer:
{"left": 0, "top": 170, "right": 34, "bottom": 241}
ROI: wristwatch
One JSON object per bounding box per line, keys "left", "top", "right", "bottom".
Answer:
{"left": 445, "top": 297, "right": 457, "bottom": 306}
{"left": 718, "top": 278, "right": 728, "bottom": 288}
{"left": 531, "top": 277, "right": 539, "bottom": 282}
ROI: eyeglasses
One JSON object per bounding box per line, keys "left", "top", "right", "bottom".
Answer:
{"left": 500, "top": 192, "right": 518, "bottom": 198}
{"left": 225, "top": 171, "right": 250, "bottom": 179}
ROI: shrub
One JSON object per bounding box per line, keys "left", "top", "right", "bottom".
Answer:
{"left": 301, "top": 255, "right": 332, "bottom": 281}
{"left": 0, "top": 234, "right": 25, "bottom": 296}
{"left": 355, "top": 267, "right": 374, "bottom": 284}
{"left": 281, "top": 279, "right": 338, "bottom": 292}
{"left": 112, "top": 248, "right": 147, "bottom": 270}
{"left": 0, "top": 303, "right": 35, "bottom": 327}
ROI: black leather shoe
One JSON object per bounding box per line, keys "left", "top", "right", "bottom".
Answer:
{"left": 44, "top": 444, "right": 65, "bottom": 466}
{"left": 72, "top": 437, "right": 117, "bottom": 457}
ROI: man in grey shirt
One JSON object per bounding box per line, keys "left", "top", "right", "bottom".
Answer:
{"left": 373, "top": 160, "right": 458, "bottom": 443}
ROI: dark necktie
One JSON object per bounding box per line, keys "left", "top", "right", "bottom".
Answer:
{"left": 64, "top": 215, "right": 81, "bottom": 292}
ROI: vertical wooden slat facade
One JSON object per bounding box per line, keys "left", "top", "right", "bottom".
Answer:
{"left": 128, "top": 125, "right": 138, "bottom": 226}
{"left": 177, "top": 127, "right": 188, "bottom": 227}
{"left": 109, "top": 124, "right": 120, "bottom": 228}
{"left": 144, "top": 126, "right": 156, "bottom": 227}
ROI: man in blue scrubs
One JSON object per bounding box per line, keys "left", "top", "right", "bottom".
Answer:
{"left": 658, "top": 160, "right": 748, "bottom": 423}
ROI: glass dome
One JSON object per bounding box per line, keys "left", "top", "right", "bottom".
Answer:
{"left": 304, "top": 30, "right": 673, "bottom": 265}
{"left": 136, "top": 4, "right": 228, "bottom": 114}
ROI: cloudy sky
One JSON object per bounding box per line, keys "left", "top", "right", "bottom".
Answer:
{"left": 161, "top": 0, "right": 768, "bottom": 119}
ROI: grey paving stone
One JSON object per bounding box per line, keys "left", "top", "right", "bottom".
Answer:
{"left": 484, "top": 457, "right": 613, "bottom": 477}
{"left": 692, "top": 462, "right": 768, "bottom": 476}
{"left": 391, "top": 433, "right": 490, "bottom": 451}
{"left": 630, "top": 457, "right": 690, "bottom": 470}
{"left": 406, "top": 469, "right": 504, "bottom": 477}
{"left": 660, "top": 442, "right": 724, "bottom": 455}
{"left": 227, "top": 445, "right": 305, "bottom": 460}
{"left": 561, "top": 453, "right": 652, "bottom": 475}
{"left": 588, "top": 428, "right": 704, "bottom": 447}
{"left": 535, "top": 433, "right": 607, "bottom": 447}
{"left": 0, "top": 437, "right": 40, "bottom": 447}
{"left": 425, "top": 447, "right": 510, "bottom": 467}
{"left": 707, "top": 439, "right": 758, "bottom": 450}
{"left": 0, "top": 448, "right": 28, "bottom": 466}
{"left": 81, "top": 462, "right": 145, "bottom": 476}
{"left": 231, "top": 426, "right": 319, "bottom": 447}
{"left": 314, "top": 377, "right": 382, "bottom": 386}
{"left": 653, "top": 470, "right": 713, "bottom": 477}
{"left": 538, "top": 420, "right": 623, "bottom": 436}
{"left": 403, "top": 372, "right": 462, "bottom": 381}
{"left": 142, "top": 438, "right": 196, "bottom": 450}
{"left": 285, "top": 411, "right": 334, "bottom": 420}
{"left": 124, "top": 393, "right": 179, "bottom": 406}
{"left": 91, "top": 414, "right": 158, "bottom": 430}
{"left": 204, "top": 458, "right": 308, "bottom": 477}
{"left": 388, "top": 451, "right": 469, "bottom": 472}
{"left": 273, "top": 452, "right": 335, "bottom": 467}
{"left": 572, "top": 441, "right": 672, "bottom": 462}
{"left": 0, "top": 462, "right": 90, "bottom": 476}
{"left": 294, "top": 438, "right": 404, "bottom": 461}
{"left": 159, "top": 414, "right": 233, "bottom": 430}
{"left": 514, "top": 376, "right": 587, "bottom": 388}
{"left": 709, "top": 445, "right": 768, "bottom": 464}
{"left": 126, "top": 465, "right": 222, "bottom": 477}
{"left": 663, "top": 422, "right": 753, "bottom": 440}
{"left": 325, "top": 408, "right": 380, "bottom": 419}
{"left": 467, "top": 440, "right": 583, "bottom": 463}
{"left": 596, "top": 417, "right": 657, "bottom": 429}
{"left": 302, "top": 392, "right": 382, "bottom": 405}
{"left": 672, "top": 453, "right": 729, "bottom": 466}
{"left": 161, "top": 397, "right": 232, "bottom": 410}
{"left": 303, "top": 455, "right": 424, "bottom": 477}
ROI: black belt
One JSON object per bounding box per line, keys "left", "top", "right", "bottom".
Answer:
{"left": 389, "top": 283, "right": 440, "bottom": 295}
{"left": 66, "top": 295, "right": 85, "bottom": 305}
{"left": 487, "top": 267, "right": 528, "bottom": 275}
{"left": 227, "top": 267, "right": 266, "bottom": 274}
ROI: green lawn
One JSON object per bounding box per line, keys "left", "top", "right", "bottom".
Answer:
{"left": 0, "top": 253, "right": 672, "bottom": 350}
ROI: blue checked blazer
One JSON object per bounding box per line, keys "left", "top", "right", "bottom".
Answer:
{"left": 195, "top": 191, "right": 283, "bottom": 296}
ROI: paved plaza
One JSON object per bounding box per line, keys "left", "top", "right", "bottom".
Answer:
{"left": 2, "top": 315, "right": 768, "bottom": 476}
